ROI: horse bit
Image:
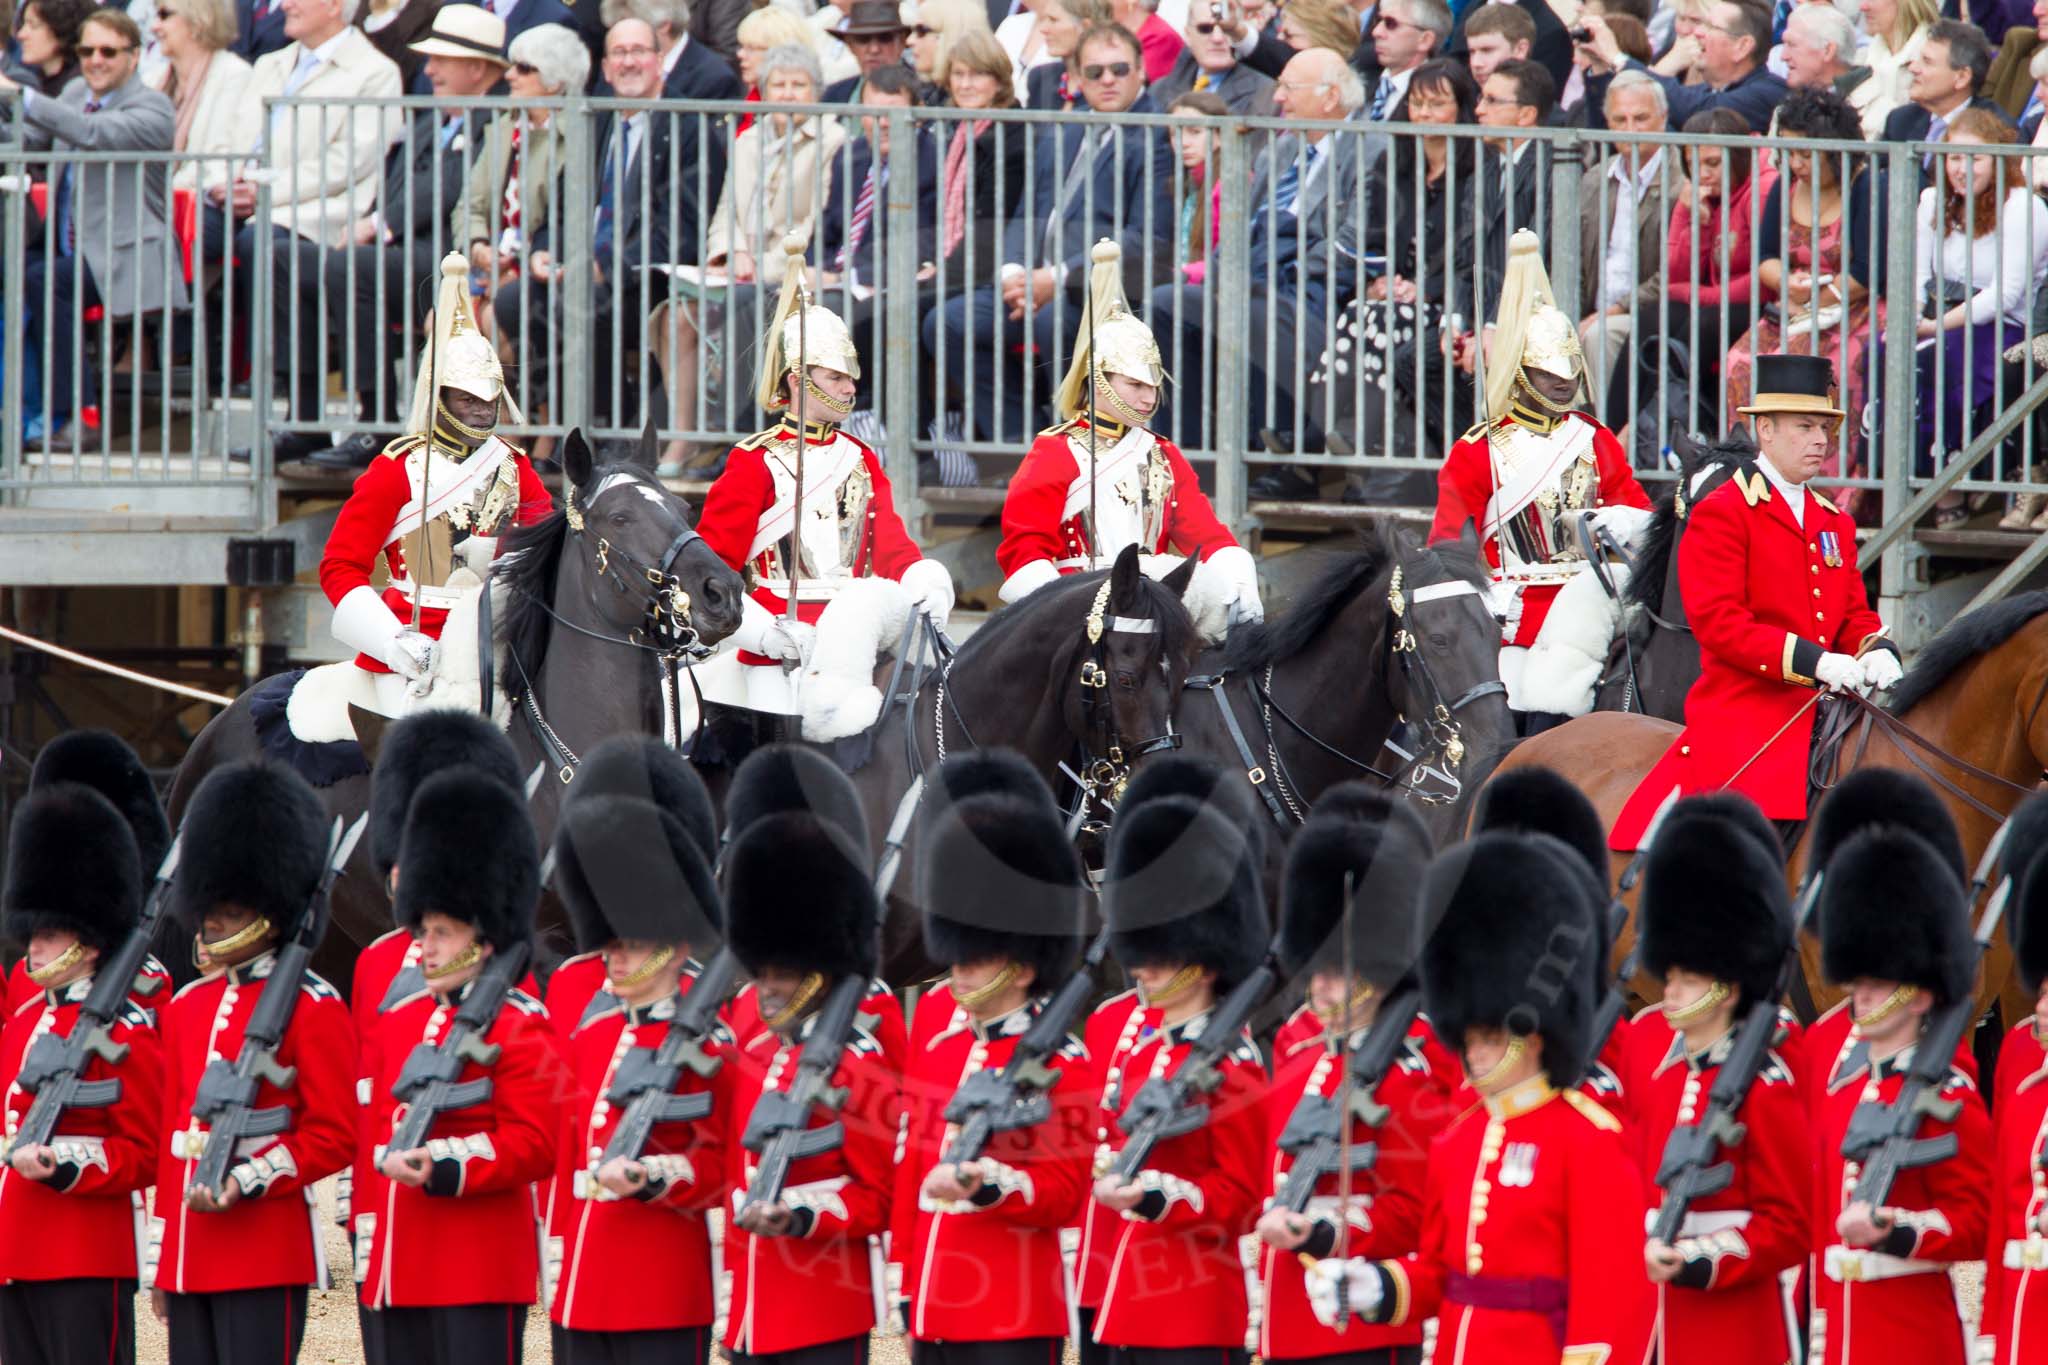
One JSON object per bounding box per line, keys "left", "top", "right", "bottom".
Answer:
{"left": 1383, "top": 567, "right": 1506, "bottom": 805}
{"left": 1070, "top": 577, "right": 1184, "bottom": 817}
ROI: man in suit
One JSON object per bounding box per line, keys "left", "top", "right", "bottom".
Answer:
{"left": 1152, "top": 0, "right": 1276, "bottom": 113}
{"left": 1882, "top": 18, "right": 2010, "bottom": 144}
{"left": 1447, "top": 58, "right": 1552, "bottom": 376}
{"left": 921, "top": 21, "right": 1174, "bottom": 443}
{"left": 821, "top": 0, "right": 911, "bottom": 101}
{"left": 649, "top": 0, "right": 743, "bottom": 96}
{"left": 1575, "top": 69, "right": 1680, "bottom": 405}
{"left": 1779, "top": 3, "right": 1861, "bottom": 93}
{"left": 1364, "top": 0, "right": 1446, "bottom": 120}
{"left": 1984, "top": 0, "right": 2046, "bottom": 118}
{"left": 309, "top": 6, "right": 506, "bottom": 469}
{"left": 233, "top": 0, "right": 293, "bottom": 63}
{"left": 0, "top": 7, "right": 184, "bottom": 439}
{"left": 1580, "top": 0, "right": 1786, "bottom": 130}
{"left": 1450, "top": 0, "right": 1571, "bottom": 88}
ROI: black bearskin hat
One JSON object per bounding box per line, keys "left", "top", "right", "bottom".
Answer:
{"left": 927, "top": 748, "right": 1057, "bottom": 815}
{"left": 1105, "top": 794, "right": 1267, "bottom": 992}
{"left": 1118, "top": 754, "right": 1264, "bottom": 837}
{"left": 394, "top": 769, "right": 540, "bottom": 951}
{"left": 1419, "top": 832, "right": 1605, "bottom": 1087}
{"left": 556, "top": 795, "right": 723, "bottom": 954}
{"left": 369, "top": 711, "right": 523, "bottom": 880}
{"left": 1666, "top": 790, "right": 1784, "bottom": 862}
{"left": 31, "top": 730, "right": 171, "bottom": 875}
{"left": 1278, "top": 792, "right": 1432, "bottom": 985}
{"left": 920, "top": 792, "right": 1084, "bottom": 988}
{"left": 1819, "top": 827, "right": 1975, "bottom": 1006}
{"left": 4, "top": 784, "right": 142, "bottom": 953}
{"left": 2005, "top": 793, "right": 2048, "bottom": 992}
{"left": 724, "top": 809, "right": 879, "bottom": 980}
{"left": 725, "top": 744, "right": 871, "bottom": 874}
{"left": 1639, "top": 797, "right": 1792, "bottom": 1007}
{"left": 572, "top": 735, "right": 718, "bottom": 860}
{"left": 171, "top": 762, "right": 329, "bottom": 937}
{"left": 1808, "top": 768, "right": 1966, "bottom": 883}
{"left": 1472, "top": 765, "right": 1609, "bottom": 885}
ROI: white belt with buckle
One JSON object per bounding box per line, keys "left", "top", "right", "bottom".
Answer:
{"left": 1643, "top": 1209, "right": 1752, "bottom": 1238}
{"left": 754, "top": 578, "right": 846, "bottom": 603}
{"left": 386, "top": 580, "right": 468, "bottom": 611}
{"left": 2005, "top": 1237, "right": 2048, "bottom": 1271}
{"left": 1824, "top": 1244, "right": 1944, "bottom": 1282}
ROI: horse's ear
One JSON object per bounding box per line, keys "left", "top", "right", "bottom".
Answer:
{"left": 1109, "top": 543, "right": 1143, "bottom": 607}
{"left": 1162, "top": 553, "right": 1197, "bottom": 598}
{"left": 348, "top": 704, "right": 392, "bottom": 767}
{"left": 562, "top": 428, "right": 596, "bottom": 491}
{"left": 632, "top": 416, "right": 661, "bottom": 473}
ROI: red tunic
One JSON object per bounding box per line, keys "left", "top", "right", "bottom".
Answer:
{"left": 995, "top": 420, "right": 1236, "bottom": 584}
{"left": 725, "top": 979, "right": 907, "bottom": 1075}
{"left": 1257, "top": 1016, "right": 1456, "bottom": 1359}
{"left": 1800, "top": 1003, "right": 1976, "bottom": 1123}
{"left": 1984, "top": 1020, "right": 2048, "bottom": 1364}
{"left": 1073, "top": 988, "right": 1145, "bottom": 1317}
{"left": 1812, "top": 1042, "right": 1990, "bottom": 1365}
{"left": 723, "top": 1016, "right": 899, "bottom": 1354}
{"left": 347, "top": 928, "right": 417, "bottom": 1238}
{"left": 544, "top": 952, "right": 611, "bottom": 1047}
{"left": 0, "top": 982, "right": 164, "bottom": 1282}
{"left": 549, "top": 980, "right": 728, "bottom": 1333}
{"left": 357, "top": 986, "right": 564, "bottom": 1308}
{"left": 1364, "top": 1077, "right": 1656, "bottom": 1365}
{"left": 154, "top": 956, "right": 356, "bottom": 1294}
{"left": 1623, "top": 1022, "right": 1811, "bottom": 1365}
{"left": 316, "top": 444, "right": 551, "bottom": 673}
{"left": 1612, "top": 469, "right": 1889, "bottom": 847}
{"left": 1428, "top": 414, "right": 1648, "bottom": 647}
{"left": 5, "top": 955, "right": 171, "bottom": 1020}
{"left": 893, "top": 995, "right": 1095, "bottom": 1342}
{"left": 1085, "top": 1004, "right": 1267, "bottom": 1350}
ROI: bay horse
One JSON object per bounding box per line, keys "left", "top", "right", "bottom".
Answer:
{"left": 1498, "top": 590, "right": 2048, "bottom": 1027}
{"left": 166, "top": 431, "right": 749, "bottom": 989}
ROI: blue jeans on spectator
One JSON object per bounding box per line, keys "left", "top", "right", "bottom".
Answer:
{"left": 921, "top": 285, "right": 1070, "bottom": 445}
{"left": 21, "top": 251, "right": 102, "bottom": 437}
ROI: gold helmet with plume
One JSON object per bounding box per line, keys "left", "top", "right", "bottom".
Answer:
{"left": 1483, "top": 229, "right": 1585, "bottom": 425}
{"left": 409, "top": 253, "right": 521, "bottom": 453}
{"left": 1054, "top": 239, "right": 1165, "bottom": 429}
{"left": 756, "top": 232, "right": 861, "bottom": 420}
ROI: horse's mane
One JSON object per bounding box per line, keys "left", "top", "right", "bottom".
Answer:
{"left": 1626, "top": 431, "right": 1755, "bottom": 615}
{"left": 1887, "top": 589, "right": 2048, "bottom": 715}
{"left": 964, "top": 561, "right": 1200, "bottom": 671}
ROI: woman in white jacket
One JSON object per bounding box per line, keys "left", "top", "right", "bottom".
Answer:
{"left": 147, "top": 0, "right": 251, "bottom": 191}
{"left": 1848, "top": 0, "right": 1934, "bottom": 137}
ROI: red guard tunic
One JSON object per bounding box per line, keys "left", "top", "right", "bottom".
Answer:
{"left": 996, "top": 417, "right": 1237, "bottom": 599}
{"left": 318, "top": 437, "right": 552, "bottom": 673}
{"left": 1800, "top": 1003, "right": 1976, "bottom": 1123}
{"left": 154, "top": 956, "right": 356, "bottom": 1295}
{"left": 1812, "top": 1042, "right": 1990, "bottom": 1365}
{"left": 1612, "top": 467, "right": 1890, "bottom": 848}
{"left": 1984, "top": 1019, "right": 2048, "bottom": 1364}
{"left": 0, "top": 981, "right": 165, "bottom": 1283}
{"left": 347, "top": 928, "right": 417, "bottom": 1238}
{"left": 549, "top": 980, "right": 728, "bottom": 1334}
{"left": 1357, "top": 1076, "right": 1655, "bottom": 1365}
{"left": 893, "top": 994, "right": 1095, "bottom": 1343}
{"left": 544, "top": 952, "right": 611, "bottom": 1047}
{"left": 726, "top": 979, "right": 907, "bottom": 1073}
{"left": 1624, "top": 1021, "right": 1811, "bottom": 1365}
{"left": 1257, "top": 1016, "right": 1456, "bottom": 1360}
{"left": 1085, "top": 1005, "right": 1266, "bottom": 1350}
{"left": 4, "top": 955, "right": 170, "bottom": 1020}
{"left": 1429, "top": 414, "right": 1648, "bottom": 647}
{"left": 357, "top": 984, "right": 563, "bottom": 1309}
{"left": 723, "top": 1014, "right": 899, "bottom": 1354}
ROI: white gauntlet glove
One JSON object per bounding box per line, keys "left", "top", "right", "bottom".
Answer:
{"left": 1860, "top": 648, "right": 1903, "bottom": 691}
{"left": 331, "top": 585, "right": 437, "bottom": 680}
{"left": 732, "top": 596, "right": 811, "bottom": 662}
{"left": 1814, "top": 652, "right": 1864, "bottom": 693}
{"left": 1586, "top": 503, "right": 1654, "bottom": 547}
{"left": 1303, "top": 1257, "right": 1384, "bottom": 1327}
{"left": 387, "top": 630, "right": 437, "bottom": 681}
{"left": 899, "top": 558, "right": 956, "bottom": 623}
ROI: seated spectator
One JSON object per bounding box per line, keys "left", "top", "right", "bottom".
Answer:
{"left": 1850, "top": 0, "right": 1934, "bottom": 135}
{"left": 822, "top": 0, "right": 914, "bottom": 101}
{"left": 147, "top": 0, "right": 252, "bottom": 189}
{"left": 1576, "top": 69, "right": 1681, "bottom": 403}
{"left": 1449, "top": 56, "right": 1555, "bottom": 374}
{"left": 357, "top": 0, "right": 438, "bottom": 89}
{"left": 1109, "top": 0, "right": 1180, "bottom": 80}
{"left": 1464, "top": 2, "right": 1535, "bottom": 86}
{"left": 1364, "top": 0, "right": 1447, "bottom": 119}
{"left": 734, "top": 6, "right": 819, "bottom": 128}
{"left": 1648, "top": 0, "right": 1710, "bottom": 83}
{"left": 928, "top": 28, "right": 1025, "bottom": 290}
{"left": 922, "top": 20, "right": 1172, "bottom": 444}
{"left": 909, "top": 0, "right": 992, "bottom": 96}
{"left": 1022, "top": 0, "right": 1109, "bottom": 107}
{"left": 2023, "top": 45, "right": 2048, "bottom": 189}
{"left": 1581, "top": 0, "right": 1788, "bottom": 130}
{"left": 1229, "top": 0, "right": 1362, "bottom": 81}
{"left": 1167, "top": 86, "right": 1228, "bottom": 282}
{"left": 1726, "top": 86, "right": 1881, "bottom": 499}
{"left": 1883, "top": 17, "right": 2008, "bottom": 149}
{"left": 647, "top": 0, "right": 744, "bottom": 97}
{"left": 5, "top": 0, "right": 88, "bottom": 102}
{"left": 1778, "top": 3, "right": 1861, "bottom": 103}
{"left": 995, "top": 0, "right": 1054, "bottom": 98}
{"left": 1912, "top": 106, "right": 2048, "bottom": 520}
{"left": 1152, "top": 0, "right": 1274, "bottom": 114}
{"left": 231, "top": 0, "right": 289, "bottom": 62}
{"left": 1563, "top": 11, "right": 1650, "bottom": 121}
{"left": 1985, "top": 0, "right": 2045, "bottom": 120}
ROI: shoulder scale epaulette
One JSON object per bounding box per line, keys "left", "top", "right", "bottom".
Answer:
{"left": 1562, "top": 1087, "right": 1623, "bottom": 1132}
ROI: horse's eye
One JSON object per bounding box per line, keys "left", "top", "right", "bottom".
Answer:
{"left": 610, "top": 511, "right": 631, "bottom": 528}
{"left": 1429, "top": 634, "right": 1451, "bottom": 651}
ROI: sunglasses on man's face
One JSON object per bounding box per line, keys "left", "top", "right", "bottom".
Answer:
{"left": 78, "top": 43, "right": 134, "bottom": 57}
{"left": 1192, "top": 20, "right": 1223, "bottom": 33}
{"left": 1083, "top": 60, "right": 1134, "bottom": 79}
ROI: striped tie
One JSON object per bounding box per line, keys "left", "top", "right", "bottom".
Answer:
{"left": 837, "top": 164, "right": 878, "bottom": 273}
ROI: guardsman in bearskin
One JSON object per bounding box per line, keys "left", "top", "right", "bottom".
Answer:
{"left": 895, "top": 755, "right": 1093, "bottom": 1362}
{"left": 721, "top": 750, "right": 900, "bottom": 1365}
{"left": 994, "top": 240, "right": 1261, "bottom": 639}
{"left": 1429, "top": 230, "right": 1651, "bottom": 727}
{"left": 1253, "top": 793, "right": 1454, "bottom": 1365}
{"left": 1811, "top": 817, "right": 1990, "bottom": 1365}
{"left": 694, "top": 236, "right": 955, "bottom": 734}
{"left": 156, "top": 763, "right": 356, "bottom": 1365}
{"left": 356, "top": 769, "right": 563, "bottom": 1364}
{"left": 1083, "top": 782, "right": 1269, "bottom": 1365}
{"left": 0, "top": 781, "right": 166, "bottom": 1364}
{"left": 545, "top": 743, "right": 729, "bottom": 1364}
{"left": 1984, "top": 793, "right": 2048, "bottom": 1364}
{"left": 318, "top": 254, "right": 552, "bottom": 716}
{"left": 1304, "top": 830, "right": 1656, "bottom": 1365}
{"left": 1628, "top": 795, "right": 1810, "bottom": 1365}
{"left": 1611, "top": 353, "right": 1902, "bottom": 851}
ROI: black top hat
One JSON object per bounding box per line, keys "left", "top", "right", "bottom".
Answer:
{"left": 1739, "top": 353, "right": 1844, "bottom": 419}
{"left": 837, "top": 0, "right": 909, "bottom": 36}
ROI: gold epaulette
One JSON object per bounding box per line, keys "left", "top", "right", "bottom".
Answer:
{"left": 734, "top": 427, "right": 783, "bottom": 452}
{"left": 1811, "top": 489, "right": 1841, "bottom": 516}
{"left": 1733, "top": 468, "right": 1771, "bottom": 507}
{"left": 1459, "top": 419, "right": 1494, "bottom": 444}
{"left": 379, "top": 434, "right": 429, "bottom": 461}
{"left": 1041, "top": 417, "right": 1085, "bottom": 438}
{"left": 1562, "top": 1088, "right": 1623, "bottom": 1133}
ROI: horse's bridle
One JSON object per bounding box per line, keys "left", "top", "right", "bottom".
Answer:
{"left": 563, "top": 482, "right": 712, "bottom": 657}
{"left": 1383, "top": 567, "right": 1506, "bottom": 805}
{"left": 1071, "top": 577, "right": 1185, "bottom": 814}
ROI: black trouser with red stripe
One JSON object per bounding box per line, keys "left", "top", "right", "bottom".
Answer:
{"left": 730, "top": 1333, "right": 870, "bottom": 1365}
{"left": 913, "top": 1337, "right": 1066, "bottom": 1365}
{"left": 360, "top": 1302, "right": 525, "bottom": 1365}
{"left": 557, "top": 1323, "right": 711, "bottom": 1365}
{"left": 164, "top": 1285, "right": 308, "bottom": 1365}
{"left": 0, "top": 1276, "right": 136, "bottom": 1365}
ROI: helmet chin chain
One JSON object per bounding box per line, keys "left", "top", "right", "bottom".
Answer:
{"left": 801, "top": 370, "right": 855, "bottom": 420}
{"left": 612, "top": 943, "right": 677, "bottom": 991}
{"left": 952, "top": 962, "right": 1020, "bottom": 1011}
{"left": 1853, "top": 983, "right": 1919, "bottom": 1031}
{"left": 431, "top": 397, "right": 497, "bottom": 455}
{"left": 26, "top": 942, "right": 85, "bottom": 987}
{"left": 761, "top": 971, "right": 827, "bottom": 1032}
{"left": 1662, "top": 979, "right": 1732, "bottom": 1027}
{"left": 1468, "top": 1033, "right": 1528, "bottom": 1094}
{"left": 1094, "top": 368, "right": 1154, "bottom": 428}
{"left": 1139, "top": 963, "right": 1205, "bottom": 1011}
{"left": 198, "top": 917, "right": 274, "bottom": 968}
{"left": 425, "top": 942, "right": 485, "bottom": 982}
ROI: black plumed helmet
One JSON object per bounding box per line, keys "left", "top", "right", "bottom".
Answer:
{"left": 571, "top": 735, "right": 718, "bottom": 860}
{"left": 1278, "top": 794, "right": 1432, "bottom": 984}
{"left": 30, "top": 730, "right": 170, "bottom": 876}
{"left": 394, "top": 769, "right": 540, "bottom": 951}
{"left": 724, "top": 812, "right": 879, "bottom": 979}
{"left": 3, "top": 784, "right": 142, "bottom": 954}
{"left": 556, "top": 793, "right": 724, "bottom": 953}
{"left": 920, "top": 793, "right": 1084, "bottom": 987}
{"left": 369, "top": 711, "right": 523, "bottom": 880}
{"left": 1639, "top": 798, "right": 1792, "bottom": 1007}
{"left": 2005, "top": 793, "right": 2048, "bottom": 992}
{"left": 1808, "top": 768, "right": 1965, "bottom": 884}
{"left": 1819, "top": 827, "right": 1975, "bottom": 1006}
{"left": 1472, "top": 766, "right": 1609, "bottom": 886}
{"left": 1419, "top": 832, "right": 1605, "bottom": 1087}
{"left": 725, "top": 744, "right": 871, "bottom": 873}
{"left": 171, "top": 762, "right": 329, "bottom": 938}
{"left": 1104, "top": 794, "right": 1268, "bottom": 992}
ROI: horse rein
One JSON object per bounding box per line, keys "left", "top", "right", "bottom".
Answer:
{"left": 1070, "top": 577, "right": 1185, "bottom": 817}
{"left": 1814, "top": 688, "right": 2045, "bottom": 825}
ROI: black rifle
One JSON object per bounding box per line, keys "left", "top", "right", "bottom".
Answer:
{"left": 737, "top": 969, "right": 870, "bottom": 1218}
{"left": 1271, "top": 984, "right": 1424, "bottom": 1214}
{"left": 599, "top": 947, "right": 743, "bottom": 1167}
{"left": 1106, "top": 940, "right": 1279, "bottom": 1182}
{"left": 383, "top": 938, "right": 534, "bottom": 1158}
{"left": 940, "top": 930, "right": 1109, "bottom": 1169}
{"left": 6, "top": 838, "right": 182, "bottom": 1158}
{"left": 187, "top": 814, "right": 365, "bottom": 1204}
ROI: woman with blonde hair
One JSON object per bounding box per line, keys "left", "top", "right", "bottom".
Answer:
{"left": 1851, "top": 0, "right": 1935, "bottom": 135}
{"left": 146, "top": 0, "right": 250, "bottom": 190}
{"left": 735, "top": 6, "right": 819, "bottom": 130}
{"left": 908, "top": 0, "right": 991, "bottom": 94}
{"left": 1273, "top": 0, "right": 1360, "bottom": 62}
{"left": 1023, "top": 0, "right": 1111, "bottom": 106}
